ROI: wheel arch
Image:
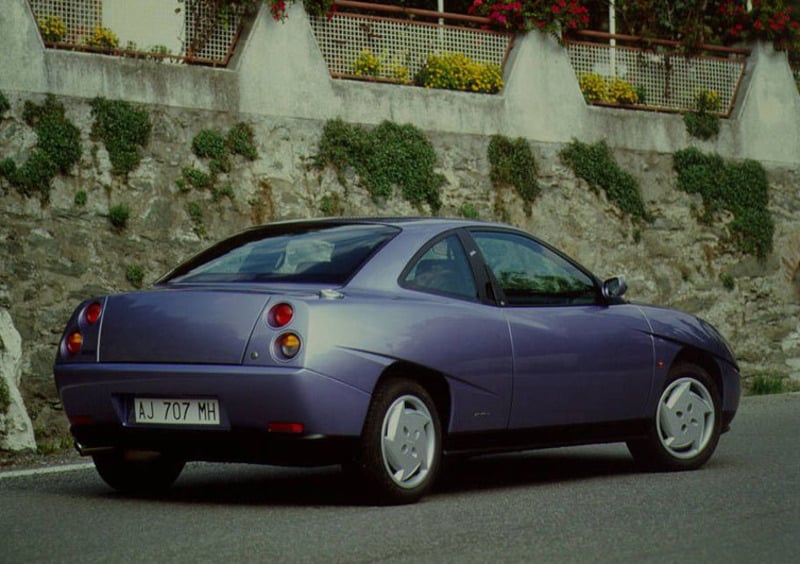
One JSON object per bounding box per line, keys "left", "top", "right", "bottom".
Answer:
{"left": 374, "top": 361, "right": 451, "bottom": 434}
{"left": 670, "top": 346, "right": 723, "bottom": 398}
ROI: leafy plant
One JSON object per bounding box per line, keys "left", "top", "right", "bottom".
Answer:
{"left": 720, "top": 272, "right": 735, "bottom": 291}
{"left": 38, "top": 15, "right": 67, "bottom": 42}
{"left": 192, "top": 129, "right": 228, "bottom": 160}
{"left": 749, "top": 374, "right": 787, "bottom": 395}
{"left": 319, "top": 193, "right": 343, "bottom": 216}
{"left": 684, "top": 88, "right": 722, "bottom": 140}
{"left": 460, "top": 203, "right": 479, "bottom": 219}
{"left": 488, "top": 135, "right": 540, "bottom": 209}
{"left": 684, "top": 112, "right": 720, "bottom": 140}
{"left": 0, "top": 91, "right": 9, "bottom": 116}
{"left": 0, "top": 95, "right": 80, "bottom": 203}
{"left": 579, "top": 73, "right": 607, "bottom": 102}
{"left": 353, "top": 49, "right": 382, "bottom": 77}
{"left": 560, "top": 139, "right": 649, "bottom": 220}
{"left": 90, "top": 98, "right": 151, "bottom": 176}
{"left": 126, "top": 264, "right": 145, "bottom": 288}
{"left": 415, "top": 53, "right": 503, "bottom": 94}
{"left": 315, "top": 118, "right": 444, "bottom": 212}
{"left": 0, "top": 378, "right": 9, "bottom": 413}
{"left": 468, "top": 0, "right": 590, "bottom": 36}
{"left": 579, "top": 74, "right": 640, "bottom": 105}
{"left": 108, "top": 203, "right": 131, "bottom": 229}
{"left": 74, "top": 190, "right": 87, "bottom": 206}
{"left": 187, "top": 201, "right": 206, "bottom": 237}
{"left": 181, "top": 167, "right": 214, "bottom": 190}
{"left": 227, "top": 122, "right": 258, "bottom": 161}
{"left": 673, "top": 147, "right": 773, "bottom": 257}
{"left": 84, "top": 25, "right": 120, "bottom": 49}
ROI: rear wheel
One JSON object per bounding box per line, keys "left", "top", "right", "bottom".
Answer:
{"left": 628, "top": 362, "right": 722, "bottom": 471}
{"left": 354, "top": 378, "right": 442, "bottom": 505}
{"left": 93, "top": 451, "right": 184, "bottom": 494}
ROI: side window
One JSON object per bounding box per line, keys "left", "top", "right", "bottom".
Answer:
{"left": 402, "top": 235, "right": 478, "bottom": 300}
{"left": 472, "top": 231, "right": 596, "bottom": 306}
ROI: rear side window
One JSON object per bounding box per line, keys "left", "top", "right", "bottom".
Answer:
{"left": 164, "top": 224, "right": 399, "bottom": 285}
{"left": 402, "top": 235, "right": 478, "bottom": 300}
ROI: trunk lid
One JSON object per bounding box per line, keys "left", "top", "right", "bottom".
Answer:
{"left": 99, "top": 288, "right": 271, "bottom": 364}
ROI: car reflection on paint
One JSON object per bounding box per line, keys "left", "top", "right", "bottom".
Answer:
{"left": 55, "top": 218, "right": 740, "bottom": 504}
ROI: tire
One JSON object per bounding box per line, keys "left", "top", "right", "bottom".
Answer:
{"left": 354, "top": 378, "right": 442, "bottom": 505}
{"left": 93, "top": 451, "right": 184, "bottom": 494}
{"left": 628, "top": 362, "right": 722, "bottom": 471}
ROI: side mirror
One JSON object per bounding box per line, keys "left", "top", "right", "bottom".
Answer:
{"left": 602, "top": 276, "right": 628, "bottom": 299}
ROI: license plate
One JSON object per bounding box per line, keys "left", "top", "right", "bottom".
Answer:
{"left": 134, "top": 398, "right": 220, "bottom": 426}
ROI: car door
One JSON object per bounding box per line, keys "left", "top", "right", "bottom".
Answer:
{"left": 467, "top": 229, "right": 655, "bottom": 429}
{"left": 397, "top": 232, "right": 514, "bottom": 433}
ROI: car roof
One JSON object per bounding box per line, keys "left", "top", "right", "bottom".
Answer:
{"left": 252, "top": 216, "right": 511, "bottom": 233}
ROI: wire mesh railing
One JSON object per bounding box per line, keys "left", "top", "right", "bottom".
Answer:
{"left": 28, "top": 0, "right": 245, "bottom": 66}
{"left": 565, "top": 31, "right": 749, "bottom": 116}
{"left": 308, "top": 1, "right": 514, "bottom": 85}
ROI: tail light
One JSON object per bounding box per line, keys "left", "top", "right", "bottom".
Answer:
{"left": 275, "top": 332, "right": 301, "bottom": 359}
{"left": 267, "top": 303, "right": 294, "bottom": 327}
{"left": 84, "top": 302, "right": 102, "bottom": 325}
{"left": 65, "top": 331, "right": 83, "bottom": 355}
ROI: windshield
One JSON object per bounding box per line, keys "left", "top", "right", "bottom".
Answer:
{"left": 163, "top": 223, "right": 400, "bottom": 285}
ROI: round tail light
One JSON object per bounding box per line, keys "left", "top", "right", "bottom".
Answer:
{"left": 84, "top": 302, "right": 102, "bottom": 325}
{"left": 268, "top": 303, "right": 294, "bottom": 328}
{"left": 65, "top": 331, "right": 83, "bottom": 355}
{"left": 275, "top": 333, "right": 301, "bottom": 359}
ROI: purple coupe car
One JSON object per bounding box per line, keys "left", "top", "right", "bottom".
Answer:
{"left": 54, "top": 218, "right": 740, "bottom": 504}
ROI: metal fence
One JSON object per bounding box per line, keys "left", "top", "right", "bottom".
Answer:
{"left": 566, "top": 32, "right": 749, "bottom": 115}
{"left": 309, "top": 1, "right": 514, "bottom": 83}
{"left": 28, "top": 0, "right": 244, "bottom": 66}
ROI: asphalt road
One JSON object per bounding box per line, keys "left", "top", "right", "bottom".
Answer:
{"left": 1, "top": 393, "right": 798, "bottom": 563}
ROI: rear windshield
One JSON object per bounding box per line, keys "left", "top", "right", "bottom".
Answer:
{"left": 163, "top": 224, "right": 400, "bottom": 285}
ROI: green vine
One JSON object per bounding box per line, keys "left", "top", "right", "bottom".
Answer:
{"left": 0, "top": 94, "right": 81, "bottom": 203}
{"left": 108, "top": 203, "right": 131, "bottom": 230}
{"left": 487, "top": 135, "right": 540, "bottom": 212}
{"left": 90, "top": 97, "right": 151, "bottom": 176}
{"left": 559, "top": 139, "right": 649, "bottom": 221}
{"left": 674, "top": 147, "right": 773, "bottom": 258}
{"left": 181, "top": 123, "right": 257, "bottom": 196}
{"left": 315, "top": 118, "right": 444, "bottom": 213}
{"left": 126, "top": 264, "right": 145, "bottom": 288}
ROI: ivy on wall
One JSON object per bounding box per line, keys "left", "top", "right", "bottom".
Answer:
{"left": 90, "top": 97, "right": 151, "bottom": 176}
{"left": 559, "top": 139, "right": 649, "bottom": 221}
{"left": 487, "top": 135, "right": 540, "bottom": 212}
{"left": 0, "top": 94, "right": 81, "bottom": 203}
{"left": 315, "top": 118, "right": 444, "bottom": 213}
{"left": 674, "top": 147, "right": 774, "bottom": 258}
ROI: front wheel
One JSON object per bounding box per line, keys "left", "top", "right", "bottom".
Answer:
{"left": 628, "top": 362, "right": 722, "bottom": 471}
{"left": 353, "top": 378, "right": 442, "bottom": 505}
{"left": 93, "top": 451, "right": 184, "bottom": 494}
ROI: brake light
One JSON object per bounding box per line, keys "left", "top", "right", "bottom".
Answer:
{"left": 84, "top": 302, "right": 102, "bottom": 325}
{"left": 275, "top": 332, "right": 301, "bottom": 359}
{"left": 65, "top": 331, "right": 83, "bottom": 355}
{"left": 268, "top": 303, "right": 294, "bottom": 327}
{"left": 268, "top": 422, "right": 304, "bottom": 434}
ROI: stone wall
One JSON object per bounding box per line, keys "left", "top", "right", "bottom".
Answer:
{"left": 1, "top": 0, "right": 800, "bottom": 450}
{"left": 1, "top": 94, "right": 799, "bottom": 450}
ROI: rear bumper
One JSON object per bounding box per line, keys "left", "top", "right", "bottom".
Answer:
{"left": 55, "top": 363, "right": 371, "bottom": 465}
{"left": 72, "top": 426, "right": 357, "bottom": 465}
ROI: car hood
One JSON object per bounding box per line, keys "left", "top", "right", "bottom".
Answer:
{"left": 99, "top": 287, "right": 272, "bottom": 364}
{"left": 634, "top": 304, "right": 737, "bottom": 367}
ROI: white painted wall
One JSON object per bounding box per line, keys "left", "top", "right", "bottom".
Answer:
{"left": 104, "top": 0, "right": 184, "bottom": 54}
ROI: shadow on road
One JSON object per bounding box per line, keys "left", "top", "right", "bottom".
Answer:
{"left": 103, "top": 445, "right": 639, "bottom": 507}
